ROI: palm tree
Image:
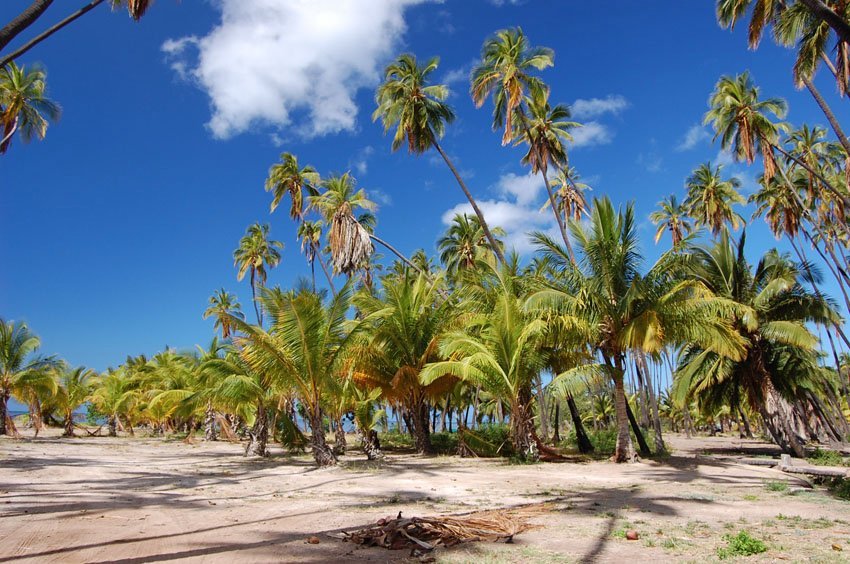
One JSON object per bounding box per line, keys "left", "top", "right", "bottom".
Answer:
{"left": 373, "top": 53, "right": 505, "bottom": 264}
{"left": 233, "top": 223, "right": 283, "bottom": 325}
{"left": 684, "top": 163, "right": 746, "bottom": 237}
{"left": 0, "top": 62, "right": 60, "bottom": 154}
{"left": 470, "top": 27, "right": 554, "bottom": 146}
{"left": 229, "top": 283, "right": 360, "bottom": 466}
{"left": 55, "top": 365, "right": 96, "bottom": 437}
{"left": 203, "top": 289, "right": 243, "bottom": 339}
{"left": 89, "top": 368, "right": 139, "bottom": 437}
{"left": 0, "top": 318, "right": 58, "bottom": 435}
{"left": 265, "top": 152, "right": 320, "bottom": 222}
{"left": 422, "top": 262, "right": 568, "bottom": 460}
{"left": 297, "top": 219, "right": 336, "bottom": 294}
{"left": 541, "top": 167, "right": 591, "bottom": 234}
{"left": 513, "top": 88, "right": 580, "bottom": 260}
{"left": 438, "top": 214, "right": 504, "bottom": 278}
{"left": 650, "top": 194, "right": 694, "bottom": 247}
{"left": 531, "top": 198, "right": 743, "bottom": 461}
{"left": 353, "top": 271, "right": 455, "bottom": 454}
{"left": 674, "top": 235, "right": 839, "bottom": 456}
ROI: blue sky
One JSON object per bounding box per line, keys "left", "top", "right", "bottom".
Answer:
{"left": 1, "top": 0, "right": 846, "bottom": 372}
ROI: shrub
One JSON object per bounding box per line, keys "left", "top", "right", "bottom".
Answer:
{"left": 827, "top": 477, "right": 850, "bottom": 501}
{"left": 430, "top": 431, "right": 458, "bottom": 454}
{"left": 807, "top": 448, "right": 846, "bottom": 467}
{"left": 764, "top": 480, "right": 788, "bottom": 492}
{"left": 716, "top": 531, "right": 767, "bottom": 559}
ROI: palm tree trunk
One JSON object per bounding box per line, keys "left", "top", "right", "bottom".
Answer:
{"left": 0, "top": 0, "right": 55, "bottom": 51}
{"left": 305, "top": 407, "right": 335, "bottom": 465}
{"left": 309, "top": 258, "right": 316, "bottom": 292}
{"left": 625, "top": 395, "right": 651, "bottom": 457}
{"left": 411, "top": 396, "right": 434, "bottom": 454}
{"left": 759, "top": 379, "right": 807, "bottom": 457}
{"left": 204, "top": 401, "right": 217, "bottom": 441}
{"left": 332, "top": 415, "right": 346, "bottom": 456}
{"left": 249, "top": 268, "right": 262, "bottom": 326}
{"left": 567, "top": 394, "right": 594, "bottom": 453}
{"left": 772, "top": 142, "right": 850, "bottom": 221}
{"left": 0, "top": 118, "right": 19, "bottom": 153}
{"left": 360, "top": 428, "right": 383, "bottom": 460}
{"left": 245, "top": 402, "right": 268, "bottom": 457}
{"left": 534, "top": 374, "right": 549, "bottom": 442}
{"left": 0, "top": 389, "right": 7, "bottom": 436}
{"left": 107, "top": 414, "right": 117, "bottom": 437}
{"left": 368, "top": 233, "right": 423, "bottom": 275}
{"left": 540, "top": 167, "right": 576, "bottom": 263}
{"left": 63, "top": 409, "right": 74, "bottom": 437}
{"left": 511, "top": 389, "right": 539, "bottom": 461}
{"left": 612, "top": 366, "right": 636, "bottom": 463}
{"left": 638, "top": 352, "right": 666, "bottom": 454}
{"left": 798, "top": 0, "right": 850, "bottom": 46}
{"left": 431, "top": 137, "right": 506, "bottom": 264}
{"left": 802, "top": 76, "right": 850, "bottom": 156}
{"left": 0, "top": 0, "right": 106, "bottom": 69}
{"left": 315, "top": 249, "right": 337, "bottom": 296}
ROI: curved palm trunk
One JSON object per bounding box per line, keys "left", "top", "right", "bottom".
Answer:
{"left": 368, "top": 234, "right": 423, "bottom": 275}
{"left": 107, "top": 414, "right": 117, "bottom": 437}
{"left": 308, "top": 409, "right": 337, "bottom": 466}
{"left": 0, "top": 0, "right": 56, "bottom": 51}
{"left": 772, "top": 143, "right": 850, "bottom": 224}
{"left": 759, "top": 379, "right": 807, "bottom": 457}
{"left": 245, "top": 402, "right": 268, "bottom": 457}
{"left": 798, "top": 0, "right": 850, "bottom": 45}
{"left": 0, "top": 118, "right": 19, "bottom": 154}
{"left": 63, "top": 410, "right": 75, "bottom": 437}
{"left": 0, "top": 0, "right": 106, "bottom": 69}
{"left": 431, "top": 137, "right": 506, "bottom": 264}
{"left": 802, "top": 76, "right": 850, "bottom": 156}
{"left": 625, "top": 396, "right": 651, "bottom": 457}
{"left": 567, "top": 395, "right": 594, "bottom": 453}
{"left": 360, "top": 428, "right": 383, "bottom": 460}
{"left": 637, "top": 352, "right": 666, "bottom": 454}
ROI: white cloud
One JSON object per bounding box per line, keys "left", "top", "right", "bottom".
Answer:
{"left": 569, "top": 122, "right": 613, "bottom": 148}
{"left": 441, "top": 172, "right": 556, "bottom": 254}
{"left": 349, "top": 146, "right": 375, "bottom": 175}
{"left": 162, "top": 0, "right": 428, "bottom": 139}
{"left": 676, "top": 124, "right": 710, "bottom": 151}
{"left": 571, "top": 95, "right": 629, "bottom": 120}
{"left": 637, "top": 152, "right": 663, "bottom": 173}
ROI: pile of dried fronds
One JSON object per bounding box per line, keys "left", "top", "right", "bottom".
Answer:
{"left": 338, "top": 505, "right": 546, "bottom": 554}
{"left": 329, "top": 202, "right": 373, "bottom": 275}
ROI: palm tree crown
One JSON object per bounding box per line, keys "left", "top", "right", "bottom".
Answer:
{"left": 0, "top": 62, "right": 61, "bottom": 154}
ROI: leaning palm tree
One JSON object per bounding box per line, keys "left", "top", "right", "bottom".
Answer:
{"left": 470, "top": 27, "right": 554, "bottom": 146}
{"left": 227, "top": 283, "right": 360, "bottom": 466}
{"left": 0, "top": 318, "right": 58, "bottom": 435}
{"left": 373, "top": 53, "right": 505, "bottom": 264}
{"left": 233, "top": 223, "right": 283, "bottom": 325}
{"left": 265, "top": 152, "right": 321, "bottom": 223}
{"left": 55, "top": 365, "right": 96, "bottom": 437}
{"left": 203, "top": 289, "right": 243, "bottom": 339}
{"left": 684, "top": 163, "right": 746, "bottom": 238}
{"left": 650, "top": 194, "right": 694, "bottom": 248}
{"left": 0, "top": 62, "right": 61, "bottom": 154}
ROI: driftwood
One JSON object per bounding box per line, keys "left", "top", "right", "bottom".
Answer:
{"left": 337, "top": 505, "right": 545, "bottom": 555}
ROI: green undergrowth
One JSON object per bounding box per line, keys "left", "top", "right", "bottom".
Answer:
{"left": 806, "top": 448, "right": 848, "bottom": 467}
{"left": 716, "top": 530, "right": 767, "bottom": 559}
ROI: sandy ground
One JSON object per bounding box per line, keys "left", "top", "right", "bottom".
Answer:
{"left": 1, "top": 430, "right": 849, "bottom": 563}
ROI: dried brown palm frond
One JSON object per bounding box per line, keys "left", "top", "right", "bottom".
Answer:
{"left": 113, "top": 0, "right": 152, "bottom": 21}
{"left": 339, "top": 505, "right": 546, "bottom": 554}
{"left": 329, "top": 202, "right": 373, "bottom": 276}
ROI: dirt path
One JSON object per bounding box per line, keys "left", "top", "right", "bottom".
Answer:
{"left": 1, "top": 431, "right": 848, "bottom": 562}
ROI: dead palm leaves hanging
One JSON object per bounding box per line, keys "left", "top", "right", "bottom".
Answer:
{"left": 329, "top": 201, "right": 373, "bottom": 276}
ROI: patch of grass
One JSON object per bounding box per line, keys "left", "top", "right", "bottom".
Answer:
{"left": 379, "top": 431, "right": 414, "bottom": 450}
{"left": 827, "top": 477, "right": 850, "bottom": 500}
{"left": 563, "top": 427, "right": 656, "bottom": 456}
{"left": 716, "top": 530, "right": 768, "bottom": 560}
{"left": 430, "top": 432, "right": 459, "bottom": 454}
{"left": 775, "top": 514, "right": 833, "bottom": 529}
{"left": 764, "top": 480, "right": 788, "bottom": 493}
{"left": 807, "top": 448, "right": 847, "bottom": 467}
{"left": 742, "top": 494, "right": 759, "bottom": 501}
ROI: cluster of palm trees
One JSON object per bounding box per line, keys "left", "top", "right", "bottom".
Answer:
{"left": 5, "top": 8, "right": 850, "bottom": 470}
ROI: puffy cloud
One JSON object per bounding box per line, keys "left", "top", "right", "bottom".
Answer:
{"left": 441, "top": 172, "right": 556, "bottom": 254}
{"left": 571, "top": 95, "right": 629, "bottom": 120}
{"left": 676, "top": 124, "right": 711, "bottom": 151}
{"left": 163, "top": 0, "right": 428, "bottom": 139}
{"left": 570, "top": 122, "right": 614, "bottom": 148}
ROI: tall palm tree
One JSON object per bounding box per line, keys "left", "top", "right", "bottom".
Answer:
{"left": 0, "top": 62, "right": 60, "bottom": 154}
{"left": 513, "top": 88, "right": 580, "bottom": 260}
{"left": 297, "top": 219, "right": 335, "bottom": 293}
{"left": 233, "top": 223, "right": 283, "bottom": 325}
{"left": 531, "top": 198, "right": 743, "bottom": 461}
{"left": 373, "top": 53, "right": 505, "bottom": 263}
{"left": 470, "top": 27, "right": 554, "bottom": 146}
{"left": 674, "top": 235, "right": 839, "bottom": 456}
{"left": 265, "top": 152, "right": 321, "bottom": 223}
{"left": 650, "top": 194, "right": 694, "bottom": 247}
{"left": 0, "top": 318, "right": 58, "bottom": 435}
{"left": 55, "top": 365, "right": 96, "bottom": 437}
{"left": 684, "top": 163, "right": 746, "bottom": 237}
{"left": 353, "top": 271, "right": 455, "bottom": 454}
{"left": 438, "top": 214, "right": 504, "bottom": 278}
{"left": 203, "top": 289, "right": 243, "bottom": 339}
